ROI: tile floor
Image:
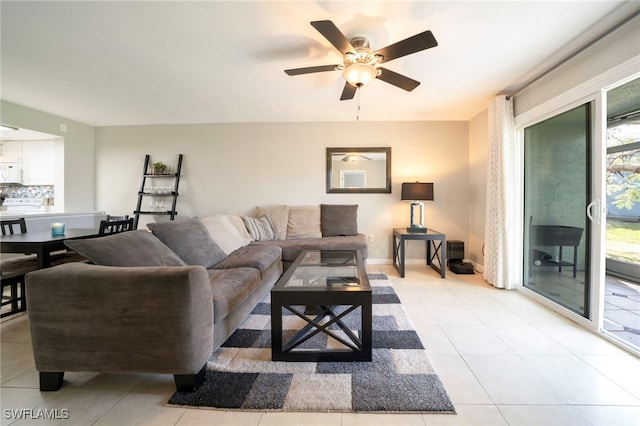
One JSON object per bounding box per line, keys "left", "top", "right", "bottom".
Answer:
{"left": 524, "top": 269, "right": 587, "bottom": 316}
{"left": 603, "top": 275, "right": 640, "bottom": 348}
{"left": 1, "top": 264, "right": 639, "bottom": 425}
{"left": 522, "top": 267, "right": 640, "bottom": 351}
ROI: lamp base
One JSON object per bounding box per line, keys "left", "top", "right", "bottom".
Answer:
{"left": 406, "top": 226, "right": 427, "bottom": 233}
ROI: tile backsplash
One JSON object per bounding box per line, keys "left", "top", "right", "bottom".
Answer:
{"left": 0, "top": 185, "right": 55, "bottom": 205}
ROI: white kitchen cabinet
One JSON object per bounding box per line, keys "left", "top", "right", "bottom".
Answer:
{"left": 22, "top": 141, "right": 54, "bottom": 185}
{"left": 0, "top": 141, "right": 23, "bottom": 163}
{"left": 0, "top": 140, "right": 55, "bottom": 185}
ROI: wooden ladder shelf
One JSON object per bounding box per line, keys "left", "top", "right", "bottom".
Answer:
{"left": 133, "top": 154, "right": 183, "bottom": 229}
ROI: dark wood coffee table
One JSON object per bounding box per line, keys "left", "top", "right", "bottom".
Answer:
{"left": 271, "top": 250, "right": 371, "bottom": 362}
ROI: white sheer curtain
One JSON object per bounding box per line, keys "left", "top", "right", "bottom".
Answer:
{"left": 484, "top": 96, "right": 518, "bottom": 289}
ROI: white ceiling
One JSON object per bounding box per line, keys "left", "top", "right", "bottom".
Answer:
{"left": 0, "top": 1, "right": 636, "bottom": 127}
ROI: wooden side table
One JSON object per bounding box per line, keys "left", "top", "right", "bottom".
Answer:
{"left": 393, "top": 228, "right": 446, "bottom": 278}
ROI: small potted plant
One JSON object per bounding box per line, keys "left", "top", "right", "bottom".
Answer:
{"left": 152, "top": 162, "right": 168, "bottom": 175}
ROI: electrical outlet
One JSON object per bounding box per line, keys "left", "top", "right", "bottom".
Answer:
{"left": 368, "top": 234, "right": 374, "bottom": 243}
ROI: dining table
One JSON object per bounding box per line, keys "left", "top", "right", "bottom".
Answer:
{"left": 0, "top": 227, "right": 101, "bottom": 269}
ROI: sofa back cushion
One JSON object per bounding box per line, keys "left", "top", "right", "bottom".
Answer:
{"left": 147, "top": 218, "right": 227, "bottom": 268}
{"left": 321, "top": 204, "right": 358, "bottom": 236}
{"left": 286, "top": 205, "right": 322, "bottom": 239}
{"left": 255, "top": 205, "right": 289, "bottom": 240}
{"left": 225, "top": 214, "right": 253, "bottom": 241}
{"left": 65, "top": 230, "right": 186, "bottom": 267}
{"left": 201, "top": 214, "right": 251, "bottom": 254}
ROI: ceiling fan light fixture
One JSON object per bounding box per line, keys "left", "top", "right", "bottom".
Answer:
{"left": 345, "top": 52, "right": 358, "bottom": 62}
{"left": 285, "top": 20, "right": 438, "bottom": 100}
{"left": 342, "top": 63, "right": 377, "bottom": 87}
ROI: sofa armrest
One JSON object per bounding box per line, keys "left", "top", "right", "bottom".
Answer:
{"left": 26, "top": 262, "right": 213, "bottom": 375}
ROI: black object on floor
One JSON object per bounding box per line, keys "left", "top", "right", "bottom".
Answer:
{"left": 449, "top": 261, "right": 474, "bottom": 274}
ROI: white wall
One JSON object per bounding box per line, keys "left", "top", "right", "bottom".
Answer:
{"left": 468, "top": 108, "right": 488, "bottom": 268}
{"left": 1, "top": 102, "right": 485, "bottom": 265}
{"left": 0, "top": 100, "right": 96, "bottom": 212}
{"left": 95, "top": 121, "right": 471, "bottom": 262}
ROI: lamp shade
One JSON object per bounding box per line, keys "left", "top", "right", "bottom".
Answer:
{"left": 342, "top": 63, "right": 378, "bottom": 87}
{"left": 401, "top": 182, "right": 434, "bottom": 201}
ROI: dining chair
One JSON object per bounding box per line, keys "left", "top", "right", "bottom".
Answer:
{"left": 1, "top": 218, "right": 35, "bottom": 318}
{"left": 0, "top": 271, "right": 26, "bottom": 318}
{"left": 1, "top": 217, "right": 27, "bottom": 236}
{"left": 105, "top": 214, "right": 130, "bottom": 221}
{"left": 99, "top": 217, "right": 135, "bottom": 236}
{"left": 0, "top": 217, "right": 91, "bottom": 317}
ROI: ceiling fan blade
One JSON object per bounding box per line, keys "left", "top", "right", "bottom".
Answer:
{"left": 310, "top": 20, "right": 355, "bottom": 55}
{"left": 285, "top": 65, "right": 340, "bottom": 76}
{"left": 376, "top": 67, "right": 421, "bottom": 91}
{"left": 340, "top": 83, "right": 357, "bottom": 101}
{"left": 342, "top": 154, "right": 372, "bottom": 161}
{"left": 373, "top": 30, "right": 437, "bottom": 63}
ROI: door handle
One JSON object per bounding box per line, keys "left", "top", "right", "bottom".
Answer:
{"left": 586, "top": 199, "right": 601, "bottom": 224}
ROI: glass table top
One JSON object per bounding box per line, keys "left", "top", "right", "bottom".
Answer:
{"left": 284, "top": 250, "right": 363, "bottom": 288}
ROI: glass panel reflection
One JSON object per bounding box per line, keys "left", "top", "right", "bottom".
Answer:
{"left": 523, "top": 103, "right": 591, "bottom": 317}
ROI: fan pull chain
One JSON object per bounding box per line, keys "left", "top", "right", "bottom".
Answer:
{"left": 356, "top": 86, "right": 361, "bottom": 121}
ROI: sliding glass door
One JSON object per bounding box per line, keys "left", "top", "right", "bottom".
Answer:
{"left": 523, "top": 103, "right": 592, "bottom": 317}
{"left": 605, "top": 78, "right": 640, "bottom": 281}
{"left": 604, "top": 77, "right": 640, "bottom": 350}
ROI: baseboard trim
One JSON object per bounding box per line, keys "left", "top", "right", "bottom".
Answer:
{"left": 367, "top": 258, "right": 485, "bottom": 273}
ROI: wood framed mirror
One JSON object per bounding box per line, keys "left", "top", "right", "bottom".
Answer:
{"left": 326, "top": 147, "right": 391, "bottom": 193}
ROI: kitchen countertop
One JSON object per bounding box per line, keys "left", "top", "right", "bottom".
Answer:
{"left": 0, "top": 210, "right": 107, "bottom": 223}
{"left": 0, "top": 210, "right": 104, "bottom": 218}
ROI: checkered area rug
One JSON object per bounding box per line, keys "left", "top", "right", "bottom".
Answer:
{"left": 168, "top": 274, "right": 455, "bottom": 413}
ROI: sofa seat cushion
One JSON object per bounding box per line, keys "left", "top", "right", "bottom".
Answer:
{"left": 251, "top": 234, "right": 368, "bottom": 262}
{"left": 211, "top": 244, "right": 282, "bottom": 278}
{"left": 207, "top": 267, "right": 262, "bottom": 324}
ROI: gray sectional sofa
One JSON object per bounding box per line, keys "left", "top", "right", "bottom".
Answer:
{"left": 25, "top": 204, "right": 368, "bottom": 392}
{"left": 248, "top": 204, "right": 368, "bottom": 270}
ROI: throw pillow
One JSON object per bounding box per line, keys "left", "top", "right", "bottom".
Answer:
{"left": 147, "top": 218, "right": 227, "bottom": 268}
{"left": 321, "top": 204, "right": 359, "bottom": 236}
{"left": 64, "top": 230, "right": 186, "bottom": 267}
{"left": 286, "top": 205, "right": 322, "bottom": 239}
{"left": 200, "top": 214, "right": 251, "bottom": 255}
{"left": 225, "top": 214, "right": 252, "bottom": 242}
{"left": 242, "top": 215, "right": 276, "bottom": 241}
{"left": 255, "top": 205, "right": 289, "bottom": 240}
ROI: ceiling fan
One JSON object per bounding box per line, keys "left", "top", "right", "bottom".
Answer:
{"left": 342, "top": 153, "right": 372, "bottom": 162}
{"left": 285, "top": 20, "right": 438, "bottom": 101}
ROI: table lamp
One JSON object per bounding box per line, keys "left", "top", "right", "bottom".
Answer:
{"left": 401, "top": 182, "right": 434, "bottom": 233}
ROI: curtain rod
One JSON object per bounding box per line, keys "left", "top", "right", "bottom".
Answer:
{"left": 506, "top": 7, "right": 640, "bottom": 100}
